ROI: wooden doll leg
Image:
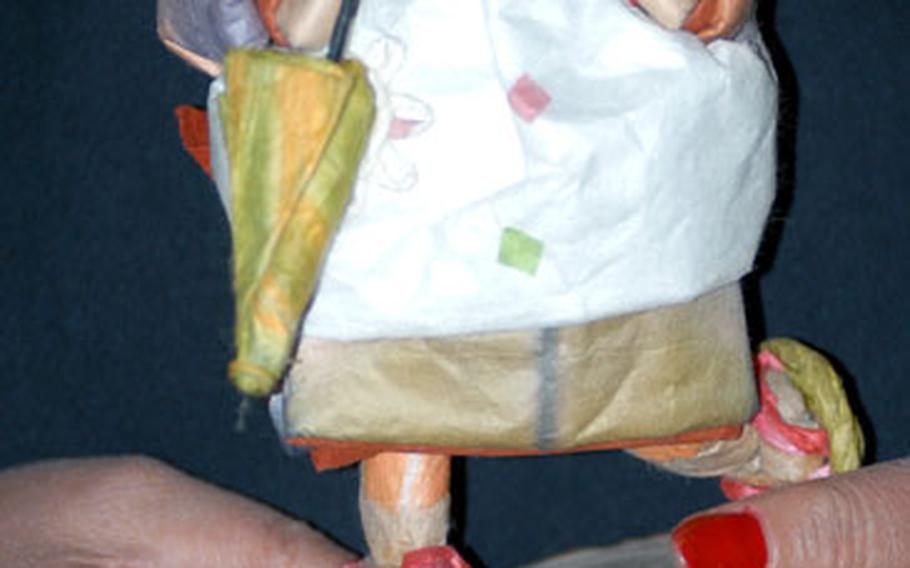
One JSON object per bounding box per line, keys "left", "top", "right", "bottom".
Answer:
{"left": 630, "top": 432, "right": 762, "bottom": 479}
{"left": 630, "top": 426, "right": 828, "bottom": 499}
{"left": 360, "top": 452, "right": 451, "bottom": 567}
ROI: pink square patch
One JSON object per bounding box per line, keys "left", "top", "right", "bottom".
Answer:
{"left": 387, "top": 117, "right": 422, "bottom": 140}
{"left": 508, "top": 74, "right": 551, "bottom": 123}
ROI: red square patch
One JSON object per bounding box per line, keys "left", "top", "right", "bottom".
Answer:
{"left": 508, "top": 74, "right": 551, "bottom": 123}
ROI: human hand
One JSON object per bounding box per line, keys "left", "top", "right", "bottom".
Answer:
{"left": 672, "top": 458, "right": 910, "bottom": 567}
{"left": 0, "top": 456, "right": 356, "bottom": 568}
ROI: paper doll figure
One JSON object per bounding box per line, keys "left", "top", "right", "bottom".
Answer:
{"left": 158, "top": 1, "right": 864, "bottom": 566}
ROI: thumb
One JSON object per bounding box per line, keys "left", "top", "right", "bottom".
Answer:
{"left": 0, "top": 457, "right": 357, "bottom": 568}
{"left": 672, "top": 459, "right": 910, "bottom": 568}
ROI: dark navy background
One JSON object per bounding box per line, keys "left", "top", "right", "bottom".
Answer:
{"left": 2, "top": 2, "right": 907, "bottom": 566}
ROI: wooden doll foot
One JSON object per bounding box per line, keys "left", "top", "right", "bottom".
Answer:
{"left": 402, "top": 546, "right": 471, "bottom": 568}
{"left": 720, "top": 340, "right": 864, "bottom": 499}
{"left": 629, "top": 340, "right": 864, "bottom": 501}
{"left": 340, "top": 546, "right": 470, "bottom": 568}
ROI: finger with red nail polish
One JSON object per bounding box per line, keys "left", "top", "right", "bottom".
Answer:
{"left": 673, "top": 459, "right": 910, "bottom": 568}
{"left": 673, "top": 512, "right": 766, "bottom": 568}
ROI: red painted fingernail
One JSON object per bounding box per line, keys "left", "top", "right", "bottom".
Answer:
{"left": 672, "top": 512, "right": 767, "bottom": 568}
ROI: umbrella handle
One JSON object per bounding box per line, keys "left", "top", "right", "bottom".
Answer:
{"left": 328, "top": 0, "right": 360, "bottom": 61}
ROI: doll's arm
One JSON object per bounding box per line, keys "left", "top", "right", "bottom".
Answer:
{"left": 258, "top": 0, "right": 342, "bottom": 50}
{"left": 635, "top": 0, "right": 754, "bottom": 41}
{"left": 684, "top": 0, "right": 755, "bottom": 42}
{"left": 157, "top": 0, "right": 268, "bottom": 76}
{"left": 634, "top": 0, "right": 699, "bottom": 29}
{"left": 263, "top": 0, "right": 756, "bottom": 53}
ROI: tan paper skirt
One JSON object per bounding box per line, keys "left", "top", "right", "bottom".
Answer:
{"left": 282, "top": 284, "right": 757, "bottom": 468}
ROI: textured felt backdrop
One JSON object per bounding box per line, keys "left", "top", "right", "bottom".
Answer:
{"left": 2, "top": 2, "right": 908, "bottom": 567}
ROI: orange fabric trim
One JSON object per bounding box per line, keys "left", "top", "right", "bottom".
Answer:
{"left": 256, "top": 0, "right": 290, "bottom": 46}
{"left": 292, "top": 425, "right": 743, "bottom": 471}
{"left": 629, "top": 441, "right": 707, "bottom": 462}
{"left": 174, "top": 106, "right": 212, "bottom": 177}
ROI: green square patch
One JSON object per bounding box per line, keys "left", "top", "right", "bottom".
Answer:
{"left": 498, "top": 227, "right": 544, "bottom": 275}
